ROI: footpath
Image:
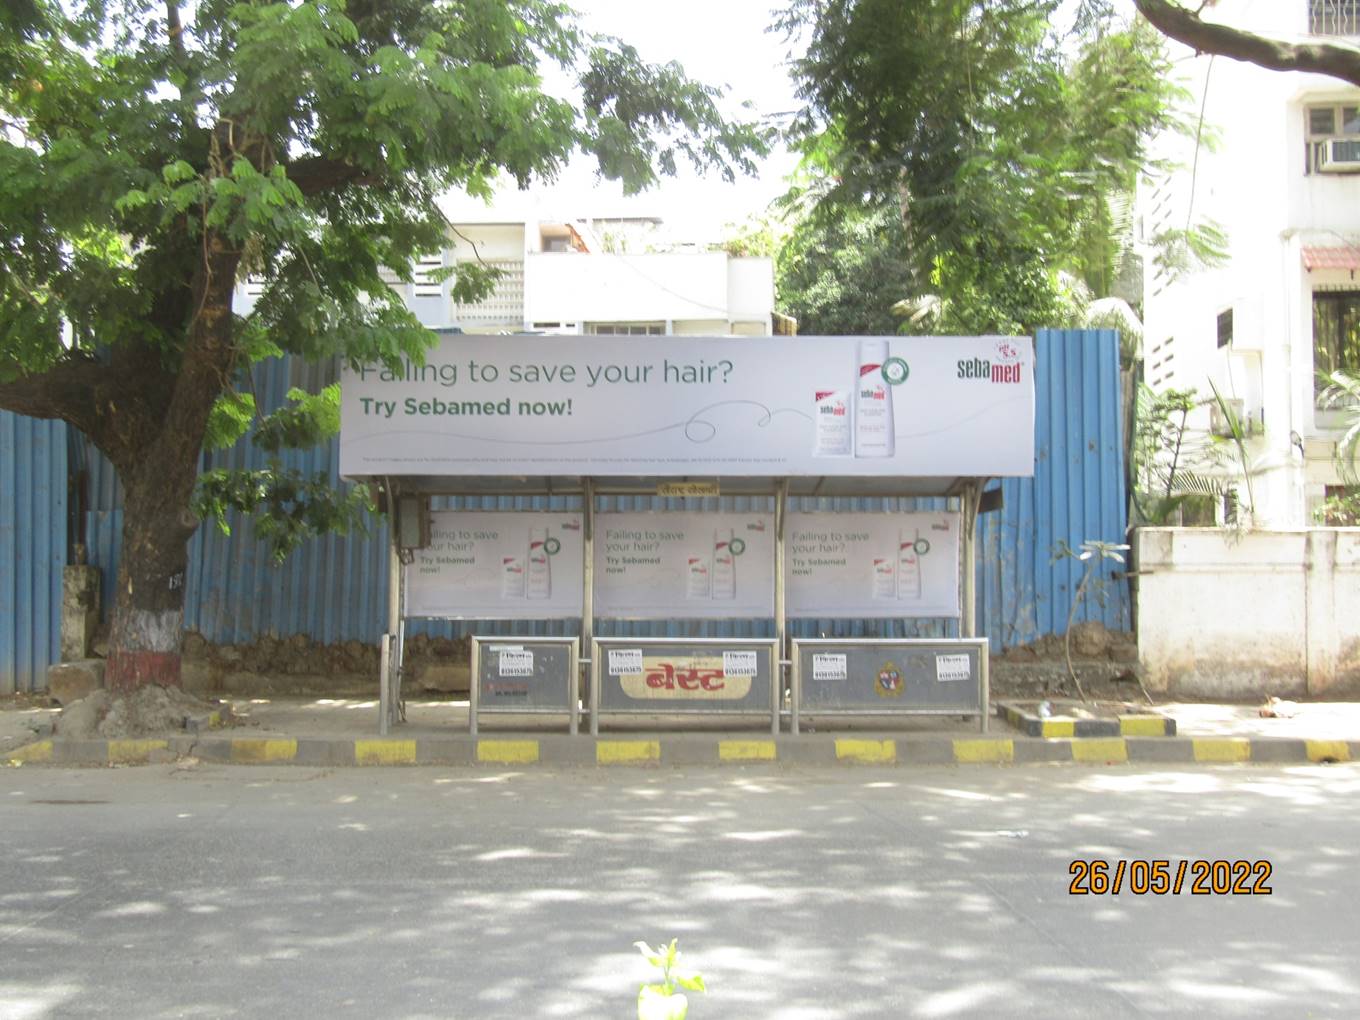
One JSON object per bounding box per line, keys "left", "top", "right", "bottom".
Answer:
{"left": 5, "top": 694, "right": 1359, "bottom": 768}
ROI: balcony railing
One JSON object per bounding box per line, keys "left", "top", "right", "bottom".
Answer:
{"left": 1310, "top": 0, "right": 1360, "bottom": 35}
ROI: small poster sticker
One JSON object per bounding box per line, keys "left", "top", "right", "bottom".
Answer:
{"left": 608, "top": 648, "right": 644, "bottom": 676}
{"left": 722, "top": 650, "right": 759, "bottom": 678}
{"left": 497, "top": 649, "right": 534, "bottom": 677}
{"left": 812, "top": 653, "right": 848, "bottom": 681}
{"left": 936, "top": 654, "right": 971, "bottom": 682}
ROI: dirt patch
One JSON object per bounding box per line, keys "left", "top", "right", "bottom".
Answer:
{"left": 54, "top": 685, "right": 238, "bottom": 740}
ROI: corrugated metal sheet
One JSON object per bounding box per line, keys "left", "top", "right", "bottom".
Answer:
{"left": 0, "top": 411, "right": 67, "bottom": 693}
{"left": 974, "top": 329, "right": 1130, "bottom": 650}
{"left": 77, "top": 330, "right": 1128, "bottom": 651}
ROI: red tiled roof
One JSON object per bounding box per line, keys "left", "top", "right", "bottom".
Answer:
{"left": 1303, "top": 246, "right": 1360, "bottom": 270}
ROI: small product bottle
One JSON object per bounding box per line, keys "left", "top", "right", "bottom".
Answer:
{"left": 711, "top": 528, "right": 736, "bottom": 599}
{"left": 526, "top": 527, "right": 551, "bottom": 600}
{"left": 872, "top": 557, "right": 896, "bottom": 600}
{"left": 812, "top": 389, "right": 852, "bottom": 456}
{"left": 896, "top": 529, "right": 922, "bottom": 600}
{"left": 686, "top": 556, "right": 711, "bottom": 600}
{"left": 500, "top": 555, "right": 525, "bottom": 599}
{"left": 854, "top": 339, "right": 895, "bottom": 458}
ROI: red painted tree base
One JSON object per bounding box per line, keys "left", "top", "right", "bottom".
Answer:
{"left": 105, "top": 651, "right": 182, "bottom": 693}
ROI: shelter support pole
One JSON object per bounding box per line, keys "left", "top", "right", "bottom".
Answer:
{"left": 583, "top": 477, "right": 596, "bottom": 736}
{"left": 774, "top": 478, "right": 789, "bottom": 734}
{"left": 961, "top": 481, "right": 979, "bottom": 640}
{"left": 381, "top": 479, "right": 400, "bottom": 735}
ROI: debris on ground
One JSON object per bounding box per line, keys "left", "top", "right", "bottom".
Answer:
{"left": 1259, "top": 696, "right": 1300, "bottom": 719}
{"left": 54, "top": 685, "right": 239, "bottom": 739}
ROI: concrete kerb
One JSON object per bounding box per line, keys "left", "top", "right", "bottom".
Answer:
{"left": 7, "top": 734, "right": 1358, "bottom": 768}
{"left": 997, "top": 700, "right": 1177, "bottom": 739}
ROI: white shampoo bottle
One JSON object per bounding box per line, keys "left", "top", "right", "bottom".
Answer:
{"left": 711, "top": 529, "right": 736, "bottom": 600}
{"left": 686, "top": 556, "right": 711, "bottom": 600}
{"left": 526, "top": 527, "right": 551, "bottom": 600}
{"left": 500, "top": 556, "right": 525, "bottom": 599}
{"left": 896, "top": 529, "right": 922, "bottom": 600}
{"left": 812, "top": 389, "right": 852, "bottom": 456}
{"left": 854, "top": 339, "right": 895, "bottom": 458}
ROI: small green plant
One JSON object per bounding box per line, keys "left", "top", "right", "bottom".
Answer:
{"left": 1051, "top": 539, "right": 1131, "bottom": 703}
{"left": 636, "top": 939, "right": 706, "bottom": 1020}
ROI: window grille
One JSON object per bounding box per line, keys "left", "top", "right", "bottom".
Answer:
{"left": 1310, "top": 0, "right": 1360, "bottom": 35}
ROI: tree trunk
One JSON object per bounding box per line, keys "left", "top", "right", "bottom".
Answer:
{"left": 104, "top": 462, "right": 203, "bottom": 693}
{"left": 103, "top": 227, "right": 241, "bottom": 694}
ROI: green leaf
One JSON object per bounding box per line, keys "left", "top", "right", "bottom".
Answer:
{"left": 673, "top": 972, "right": 706, "bottom": 993}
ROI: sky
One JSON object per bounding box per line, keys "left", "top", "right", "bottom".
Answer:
{"left": 463, "top": 0, "right": 804, "bottom": 242}
{"left": 469, "top": 0, "right": 1137, "bottom": 243}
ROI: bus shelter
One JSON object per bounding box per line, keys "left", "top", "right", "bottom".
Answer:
{"left": 339, "top": 333, "right": 1035, "bottom": 735}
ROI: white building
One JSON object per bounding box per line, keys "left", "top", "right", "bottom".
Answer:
{"left": 1139, "top": 0, "right": 1360, "bottom": 525}
{"left": 237, "top": 190, "right": 776, "bottom": 339}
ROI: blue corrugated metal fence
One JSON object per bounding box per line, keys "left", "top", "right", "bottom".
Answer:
{"left": 45, "top": 328, "right": 1130, "bottom": 663}
{"left": 0, "top": 411, "right": 67, "bottom": 693}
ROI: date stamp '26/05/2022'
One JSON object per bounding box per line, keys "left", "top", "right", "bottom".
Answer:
{"left": 1069, "top": 859, "right": 1273, "bottom": 896}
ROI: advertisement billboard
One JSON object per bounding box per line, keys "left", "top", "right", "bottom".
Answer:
{"left": 785, "top": 511, "right": 961, "bottom": 618}
{"left": 339, "top": 334, "right": 1034, "bottom": 478}
{"left": 404, "top": 511, "right": 584, "bottom": 619}
{"left": 592, "top": 511, "right": 776, "bottom": 619}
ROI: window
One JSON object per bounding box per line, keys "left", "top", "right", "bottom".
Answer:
{"left": 1313, "top": 290, "right": 1360, "bottom": 404}
{"left": 1216, "top": 309, "right": 1233, "bottom": 349}
{"left": 413, "top": 254, "right": 444, "bottom": 297}
{"left": 585, "top": 322, "right": 665, "bottom": 335}
{"left": 1305, "top": 101, "right": 1360, "bottom": 172}
{"left": 1310, "top": 1, "right": 1360, "bottom": 36}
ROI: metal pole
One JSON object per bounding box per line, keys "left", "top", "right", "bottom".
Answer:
{"left": 961, "top": 482, "right": 978, "bottom": 640}
{"left": 468, "top": 638, "right": 480, "bottom": 736}
{"left": 582, "top": 478, "right": 596, "bottom": 736}
{"left": 381, "top": 480, "right": 401, "bottom": 735}
{"left": 773, "top": 478, "right": 789, "bottom": 734}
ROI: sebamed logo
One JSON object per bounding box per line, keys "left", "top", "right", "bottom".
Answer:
{"left": 957, "top": 340, "right": 1023, "bottom": 384}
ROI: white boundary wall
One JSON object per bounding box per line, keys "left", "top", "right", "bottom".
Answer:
{"left": 1137, "top": 528, "right": 1360, "bottom": 697}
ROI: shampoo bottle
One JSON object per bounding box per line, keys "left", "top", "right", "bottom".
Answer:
{"left": 854, "top": 339, "right": 895, "bottom": 458}
{"left": 872, "top": 557, "right": 896, "bottom": 600}
{"left": 686, "top": 556, "right": 711, "bottom": 600}
{"left": 500, "top": 555, "right": 525, "bottom": 599}
{"left": 812, "top": 389, "right": 852, "bottom": 456}
{"left": 711, "top": 529, "right": 736, "bottom": 599}
{"left": 896, "top": 529, "right": 922, "bottom": 600}
{"left": 526, "top": 527, "right": 551, "bottom": 600}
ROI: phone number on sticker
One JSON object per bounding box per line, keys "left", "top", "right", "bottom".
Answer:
{"left": 1069, "top": 859, "right": 1272, "bottom": 895}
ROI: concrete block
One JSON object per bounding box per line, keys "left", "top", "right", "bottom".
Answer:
{"left": 46, "top": 659, "right": 106, "bottom": 706}
{"left": 60, "top": 565, "right": 101, "bottom": 661}
{"left": 415, "top": 662, "right": 471, "bottom": 693}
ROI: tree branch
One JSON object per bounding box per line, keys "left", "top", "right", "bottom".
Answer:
{"left": 283, "top": 155, "right": 380, "bottom": 197}
{"left": 0, "top": 357, "right": 133, "bottom": 460}
{"left": 1134, "top": 0, "right": 1360, "bottom": 87}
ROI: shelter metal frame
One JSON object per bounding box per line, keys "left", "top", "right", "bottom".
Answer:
{"left": 375, "top": 474, "right": 990, "bottom": 735}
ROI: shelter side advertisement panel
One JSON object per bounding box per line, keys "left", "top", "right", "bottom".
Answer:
{"left": 786, "top": 512, "right": 961, "bottom": 618}
{"left": 339, "top": 335, "right": 1035, "bottom": 478}
{"left": 405, "top": 511, "right": 584, "bottom": 619}
{"left": 592, "top": 512, "right": 776, "bottom": 619}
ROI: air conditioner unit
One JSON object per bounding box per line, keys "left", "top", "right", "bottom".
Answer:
{"left": 1210, "top": 397, "right": 1262, "bottom": 438}
{"left": 1318, "top": 138, "right": 1360, "bottom": 172}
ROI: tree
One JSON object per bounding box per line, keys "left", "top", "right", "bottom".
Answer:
{"left": 0, "top": 0, "right": 764, "bottom": 692}
{"left": 1133, "top": 1, "right": 1360, "bottom": 87}
{"left": 776, "top": 0, "right": 1186, "bottom": 334}
{"left": 776, "top": 204, "right": 914, "bottom": 335}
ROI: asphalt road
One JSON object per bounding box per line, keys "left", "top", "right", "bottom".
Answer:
{"left": 0, "top": 762, "right": 1357, "bottom": 1019}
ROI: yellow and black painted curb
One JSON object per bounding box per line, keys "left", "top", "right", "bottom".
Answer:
{"left": 996, "top": 701, "right": 1177, "bottom": 739}
{"left": 6, "top": 734, "right": 1356, "bottom": 768}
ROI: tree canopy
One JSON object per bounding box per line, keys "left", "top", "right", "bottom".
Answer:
{"left": 0, "top": 0, "right": 765, "bottom": 689}
{"left": 775, "top": 0, "right": 1186, "bottom": 335}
